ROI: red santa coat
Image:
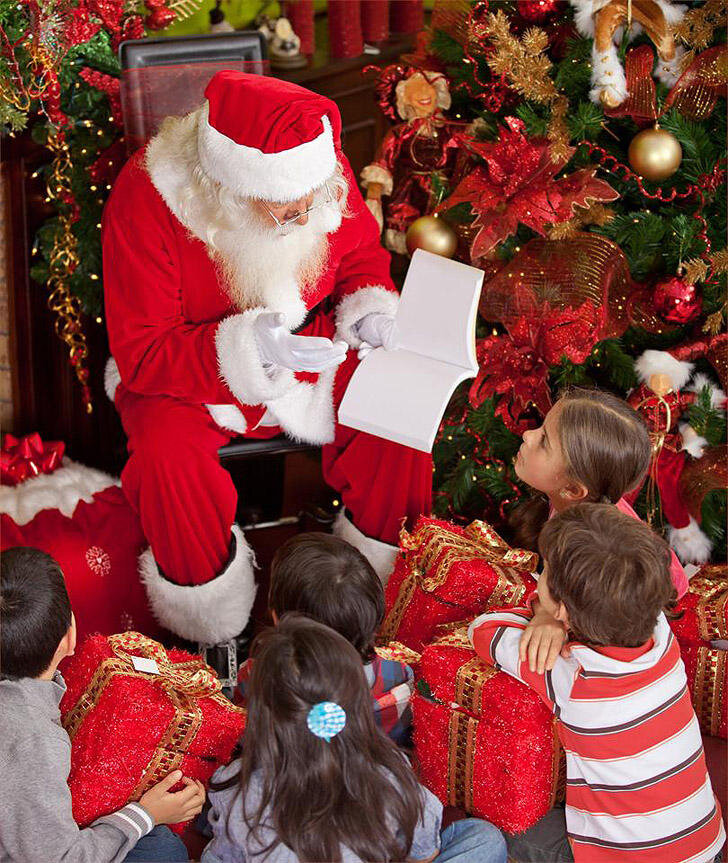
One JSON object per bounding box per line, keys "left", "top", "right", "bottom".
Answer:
{"left": 102, "top": 126, "right": 431, "bottom": 643}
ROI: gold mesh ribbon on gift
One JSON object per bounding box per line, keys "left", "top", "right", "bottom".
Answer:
{"left": 689, "top": 565, "right": 728, "bottom": 642}
{"left": 380, "top": 521, "right": 537, "bottom": 644}
{"left": 430, "top": 628, "right": 564, "bottom": 812}
{"left": 692, "top": 646, "right": 726, "bottom": 738}
{"left": 62, "top": 632, "right": 244, "bottom": 800}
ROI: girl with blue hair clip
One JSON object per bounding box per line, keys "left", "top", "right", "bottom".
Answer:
{"left": 202, "top": 614, "right": 506, "bottom": 863}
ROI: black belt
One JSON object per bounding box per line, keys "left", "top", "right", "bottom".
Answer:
{"left": 291, "top": 296, "right": 333, "bottom": 334}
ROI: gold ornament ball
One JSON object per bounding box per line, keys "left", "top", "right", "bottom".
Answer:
{"left": 405, "top": 215, "right": 458, "bottom": 258}
{"left": 628, "top": 126, "right": 682, "bottom": 182}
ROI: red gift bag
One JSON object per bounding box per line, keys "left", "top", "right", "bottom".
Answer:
{"left": 413, "top": 627, "right": 563, "bottom": 834}
{"left": 380, "top": 517, "right": 537, "bottom": 652}
{"left": 60, "top": 632, "right": 246, "bottom": 829}
{"left": 1, "top": 446, "right": 162, "bottom": 643}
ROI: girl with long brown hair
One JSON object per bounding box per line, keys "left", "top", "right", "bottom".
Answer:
{"left": 202, "top": 614, "right": 506, "bottom": 863}
{"left": 508, "top": 388, "right": 688, "bottom": 675}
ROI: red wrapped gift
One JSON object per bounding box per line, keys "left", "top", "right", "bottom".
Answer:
{"left": 380, "top": 517, "right": 537, "bottom": 652}
{"left": 1, "top": 450, "right": 162, "bottom": 642}
{"left": 670, "top": 564, "right": 728, "bottom": 645}
{"left": 60, "top": 632, "right": 246, "bottom": 828}
{"left": 413, "top": 627, "right": 563, "bottom": 834}
{"left": 680, "top": 642, "right": 727, "bottom": 739}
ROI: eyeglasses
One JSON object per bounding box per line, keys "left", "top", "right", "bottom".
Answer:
{"left": 262, "top": 185, "right": 334, "bottom": 228}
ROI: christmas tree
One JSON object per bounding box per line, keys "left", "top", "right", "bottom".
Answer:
{"left": 401, "top": 0, "right": 726, "bottom": 562}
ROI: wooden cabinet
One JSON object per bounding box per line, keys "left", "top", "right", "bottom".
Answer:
{"left": 2, "top": 28, "right": 411, "bottom": 471}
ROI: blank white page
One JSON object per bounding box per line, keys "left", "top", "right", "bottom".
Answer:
{"left": 393, "top": 249, "right": 483, "bottom": 372}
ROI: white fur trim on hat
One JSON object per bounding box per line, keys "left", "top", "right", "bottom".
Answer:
{"left": 104, "top": 357, "right": 121, "bottom": 402}
{"left": 334, "top": 286, "right": 400, "bottom": 349}
{"left": 0, "top": 459, "right": 119, "bottom": 526}
{"left": 216, "top": 310, "right": 297, "bottom": 407}
{"left": 634, "top": 349, "right": 694, "bottom": 391}
{"left": 668, "top": 516, "right": 712, "bottom": 565}
{"left": 139, "top": 523, "right": 256, "bottom": 643}
{"left": 197, "top": 104, "right": 336, "bottom": 202}
{"left": 263, "top": 368, "right": 337, "bottom": 445}
{"left": 360, "top": 164, "right": 394, "bottom": 196}
{"left": 333, "top": 510, "right": 399, "bottom": 586}
{"left": 206, "top": 404, "right": 248, "bottom": 435}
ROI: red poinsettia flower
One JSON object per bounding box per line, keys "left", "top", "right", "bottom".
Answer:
{"left": 443, "top": 117, "right": 618, "bottom": 261}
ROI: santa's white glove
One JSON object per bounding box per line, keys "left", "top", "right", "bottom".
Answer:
{"left": 354, "top": 312, "right": 396, "bottom": 360}
{"left": 254, "top": 312, "right": 348, "bottom": 373}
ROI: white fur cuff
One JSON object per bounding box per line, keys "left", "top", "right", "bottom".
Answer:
{"left": 264, "top": 368, "right": 337, "bottom": 445}
{"left": 139, "top": 524, "right": 256, "bottom": 643}
{"left": 333, "top": 510, "right": 398, "bottom": 585}
{"left": 206, "top": 404, "right": 248, "bottom": 435}
{"left": 668, "top": 517, "right": 712, "bottom": 565}
{"left": 360, "top": 164, "right": 394, "bottom": 197}
{"left": 334, "top": 286, "right": 400, "bottom": 349}
{"left": 104, "top": 357, "right": 121, "bottom": 402}
{"left": 216, "top": 310, "right": 296, "bottom": 407}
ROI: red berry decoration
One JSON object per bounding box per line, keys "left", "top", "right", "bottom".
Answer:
{"left": 517, "top": 0, "right": 562, "bottom": 23}
{"left": 144, "top": 6, "right": 175, "bottom": 29}
{"left": 652, "top": 276, "right": 702, "bottom": 325}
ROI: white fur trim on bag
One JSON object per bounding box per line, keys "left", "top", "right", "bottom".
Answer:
{"left": 104, "top": 357, "right": 121, "bottom": 402}
{"left": 206, "top": 404, "right": 248, "bottom": 435}
{"left": 0, "top": 459, "right": 119, "bottom": 526}
{"left": 216, "top": 310, "right": 297, "bottom": 407}
{"left": 263, "top": 368, "right": 337, "bottom": 445}
{"left": 360, "top": 164, "right": 394, "bottom": 197}
{"left": 139, "top": 523, "right": 256, "bottom": 643}
{"left": 334, "top": 286, "right": 400, "bottom": 349}
{"left": 634, "top": 349, "right": 694, "bottom": 391}
{"left": 333, "top": 510, "right": 399, "bottom": 586}
{"left": 197, "top": 104, "right": 336, "bottom": 202}
{"left": 590, "top": 41, "right": 628, "bottom": 106}
{"left": 668, "top": 516, "right": 712, "bottom": 565}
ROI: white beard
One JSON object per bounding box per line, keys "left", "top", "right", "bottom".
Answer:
{"left": 207, "top": 199, "right": 341, "bottom": 328}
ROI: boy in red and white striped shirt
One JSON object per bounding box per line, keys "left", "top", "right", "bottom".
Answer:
{"left": 469, "top": 503, "right": 725, "bottom": 863}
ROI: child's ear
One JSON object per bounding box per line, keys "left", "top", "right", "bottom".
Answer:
{"left": 67, "top": 613, "right": 77, "bottom": 656}
{"left": 560, "top": 480, "right": 589, "bottom": 504}
{"left": 554, "top": 602, "right": 570, "bottom": 629}
{"left": 270, "top": 609, "right": 279, "bottom": 625}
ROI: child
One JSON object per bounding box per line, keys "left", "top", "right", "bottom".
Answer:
{"left": 204, "top": 614, "right": 507, "bottom": 862}
{"left": 509, "top": 387, "right": 688, "bottom": 673}
{"left": 236, "top": 532, "right": 414, "bottom": 744}
{"left": 0, "top": 546, "right": 206, "bottom": 863}
{"left": 469, "top": 505, "right": 725, "bottom": 863}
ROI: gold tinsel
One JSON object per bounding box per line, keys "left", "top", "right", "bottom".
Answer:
{"left": 680, "top": 258, "right": 710, "bottom": 286}
{"left": 548, "top": 203, "right": 615, "bottom": 239}
{"left": 46, "top": 132, "right": 93, "bottom": 412}
{"left": 481, "top": 10, "right": 571, "bottom": 160}
{"left": 673, "top": 0, "right": 726, "bottom": 52}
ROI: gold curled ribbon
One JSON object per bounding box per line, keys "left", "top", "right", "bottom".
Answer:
{"left": 380, "top": 521, "right": 537, "bottom": 644}
{"left": 62, "top": 632, "right": 243, "bottom": 802}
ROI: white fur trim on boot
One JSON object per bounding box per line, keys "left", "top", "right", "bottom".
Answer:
{"left": 138, "top": 523, "right": 256, "bottom": 643}
{"left": 334, "top": 287, "right": 400, "bottom": 349}
{"left": 333, "top": 510, "right": 399, "bottom": 586}
{"left": 263, "top": 369, "right": 337, "bottom": 445}
{"left": 360, "top": 164, "right": 394, "bottom": 196}
{"left": 590, "top": 41, "right": 628, "bottom": 107}
{"left": 634, "top": 349, "right": 694, "bottom": 391}
{"left": 216, "top": 309, "right": 297, "bottom": 407}
{"left": 104, "top": 357, "right": 121, "bottom": 402}
{"left": 206, "top": 404, "right": 248, "bottom": 435}
{"left": 668, "top": 516, "right": 712, "bottom": 565}
{"left": 0, "top": 459, "right": 119, "bottom": 526}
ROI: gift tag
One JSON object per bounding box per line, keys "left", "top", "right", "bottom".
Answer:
{"left": 131, "top": 655, "right": 160, "bottom": 675}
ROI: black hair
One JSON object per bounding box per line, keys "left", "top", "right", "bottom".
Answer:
{"left": 1, "top": 547, "right": 72, "bottom": 678}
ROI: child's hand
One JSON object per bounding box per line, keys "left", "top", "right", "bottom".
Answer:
{"left": 139, "top": 770, "right": 206, "bottom": 825}
{"left": 519, "top": 610, "right": 568, "bottom": 674}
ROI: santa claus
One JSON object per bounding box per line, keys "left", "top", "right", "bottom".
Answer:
{"left": 102, "top": 71, "right": 432, "bottom": 648}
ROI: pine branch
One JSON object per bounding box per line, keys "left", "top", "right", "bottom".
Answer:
{"left": 687, "top": 386, "right": 727, "bottom": 446}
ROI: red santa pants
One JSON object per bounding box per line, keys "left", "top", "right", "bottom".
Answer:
{"left": 116, "top": 361, "right": 432, "bottom": 588}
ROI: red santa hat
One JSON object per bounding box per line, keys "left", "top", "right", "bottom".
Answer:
{"left": 197, "top": 71, "right": 342, "bottom": 203}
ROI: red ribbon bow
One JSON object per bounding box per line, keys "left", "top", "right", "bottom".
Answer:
{"left": 1, "top": 433, "right": 65, "bottom": 487}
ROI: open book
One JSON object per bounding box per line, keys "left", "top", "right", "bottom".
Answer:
{"left": 338, "top": 249, "right": 484, "bottom": 453}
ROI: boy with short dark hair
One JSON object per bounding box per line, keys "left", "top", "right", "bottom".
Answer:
{"left": 236, "top": 532, "right": 414, "bottom": 742}
{"left": 469, "top": 504, "right": 725, "bottom": 863}
{"left": 0, "top": 546, "right": 205, "bottom": 863}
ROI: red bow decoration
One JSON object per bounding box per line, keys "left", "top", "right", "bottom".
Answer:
{"left": 441, "top": 117, "right": 618, "bottom": 261}
{"left": 1, "top": 433, "right": 65, "bottom": 487}
{"left": 606, "top": 44, "right": 728, "bottom": 124}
